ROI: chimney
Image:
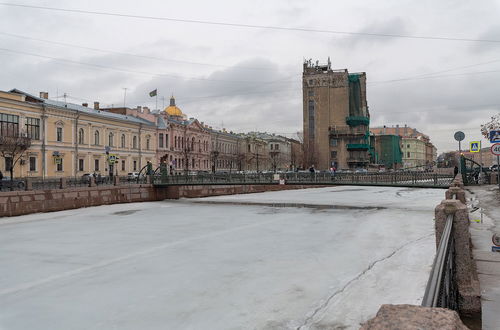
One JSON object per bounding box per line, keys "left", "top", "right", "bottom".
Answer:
{"left": 82, "top": 103, "right": 88, "bottom": 107}
{"left": 404, "top": 124, "right": 408, "bottom": 136}
{"left": 93, "top": 102, "right": 99, "bottom": 110}
{"left": 396, "top": 124, "right": 400, "bottom": 136}
{"left": 39, "top": 92, "right": 48, "bottom": 99}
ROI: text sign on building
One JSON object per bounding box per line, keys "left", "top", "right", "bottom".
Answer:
{"left": 490, "top": 131, "right": 500, "bottom": 143}
{"left": 470, "top": 141, "right": 480, "bottom": 153}
{"left": 491, "top": 143, "right": 500, "bottom": 156}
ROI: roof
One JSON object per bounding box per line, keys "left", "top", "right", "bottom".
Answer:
{"left": 7, "top": 89, "right": 155, "bottom": 126}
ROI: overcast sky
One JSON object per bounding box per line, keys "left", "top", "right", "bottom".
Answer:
{"left": 1, "top": 0, "right": 500, "bottom": 152}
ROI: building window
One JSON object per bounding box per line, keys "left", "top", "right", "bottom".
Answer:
{"left": 0, "top": 113, "right": 19, "bottom": 136}
{"left": 56, "top": 158, "right": 63, "bottom": 172}
{"left": 56, "top": 127, "right": 63, "bottom": 142}
{"left": 331, "top": 151, "right": 337, "bottom": 158}
{"left": 25, "top": 117, "right": 40, "bottom": 140}
{"left": 108, "top": 133, "right": 114, "bottom": 147}
{"left": 270, "top": 144, "right": 273, "bottom": 150}
{"left": 192, "top": 158, "right": 195, "bottom": 168}
{"left": 78, "top": 159, "right": 84, "bottom": 172}
{"left": 78, "top": 128, "right": 84, "bottom": 144}
{"left": 94, "top": 130, "right": 100, "bottom": 145}
{"left": 330, "top": 138, "right": 338, "bottom": 147}
{"left": 146, "top": 138, "right": 150, "bottom": 150}
{"left": 121, "top": 160, "right": 125, "bottom": 171}
{"left": 133, "top": 136, "right": 138, "bottom": 149}
{"left": 308, "top": 100, "right": 315, "bottom": 139}
{"left": 308, "top": 90, "right": 314, "bottom": 96}
{"left": 121, "top": 134, "right": 126, "bottom": 148}
{"left": 165, "top": 134, "right": 169, "bottom": 148}
{"left": 29, "top": 156, "right": 36, "bottom": 171}
{"left": 407, "top": 144, "right": 410, "bottom": 148}
{"left": 133, "top": 160, "right": 137, "bottom": 171}
{"left": 159, "top": 133, "right": 164, "bottom": 148}
{"left": 275, "top": 144, "right": 279, "bottom": 150}
{"left": 4, "top": 157, "right": 12, "bottom": 172}
{"left": 94, "top": 159, "right": 99, "bottom": 171}
{"left": 407, "top": 152, "right": 411, "bottom": 158}
{"left": 309, "top": 79, "right": 313, "bottom": 85}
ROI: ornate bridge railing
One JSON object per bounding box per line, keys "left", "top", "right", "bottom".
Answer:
{"left": 153, "top": 172, "right": 454, "bottom": 188}
{"left": 421, "top": 214, "right": 458, "bottom": 309}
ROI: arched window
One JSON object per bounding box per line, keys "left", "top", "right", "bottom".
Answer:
{"left": 191, "top": 137, "right": 195, "bottom": 150}
{"left": 94, "top": 130, "right": 100, "bottom": 145}
{"left": 78, "top": 128, "right": 84, "bottom": 144}
{"left": 133, "top": 136, "right": 138, "bottom": 149}
{"left": 146, "top": 137, "right": 150, "bottom": 150}
{"left": 121, "top": 134, "right": 126, "bottom": 148}
{"left": 108, "top": 132, "right": 114, "bottom": 147}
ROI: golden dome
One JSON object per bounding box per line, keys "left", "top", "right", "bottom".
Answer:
{"left": 164, "top": 95, "right": 183, "bottom": 116}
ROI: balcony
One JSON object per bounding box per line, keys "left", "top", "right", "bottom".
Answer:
{"left": 329, "top": 125, "right": 367, "bottom": 136}
{"left": 346, "top": 143, "right": 370, "bottom": 151}
{"left": 346, "top": 116, "right": 370, "bottom": 127}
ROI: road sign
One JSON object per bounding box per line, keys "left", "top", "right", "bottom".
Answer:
{"left": 490, "top": 130, "right": 500, "bottom": 143}
{"left": 454, "top": 131, "right": 465, "bottom": 142}
{"left": 108, "top": 154, "right": 118, "bottom": 164}
{"left": 470, "top": 141, "right": 480, "bottom": 153}
{"left": 491, "top": 143, "right": 500, "bottom": 156}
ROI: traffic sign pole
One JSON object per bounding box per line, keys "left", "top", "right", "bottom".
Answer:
{"left": 497, "top": 155, "right": 500, "bottom": 190}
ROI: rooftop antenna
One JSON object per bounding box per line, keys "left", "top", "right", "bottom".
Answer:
{"left": 122, "top": 87, "right": 128, "bottom": 108}
{"left": 63, "top": 92, "right": 67, "bottom": 104}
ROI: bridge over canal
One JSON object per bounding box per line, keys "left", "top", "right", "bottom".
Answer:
{"left": 153, "top": 171, "right": 455, "bottom": 189}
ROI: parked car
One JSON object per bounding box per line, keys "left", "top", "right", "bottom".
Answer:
{"left": 127, "top": 172, "right": 140, "bottom": 181}
{"left": 1, "top": 176, "right": 25, "bottom": 189}
{"left": 81, "top": 173, "right": 92, "bottom": 183}
{"left": 355, "top": 168, "right": 368, "bottom": 173}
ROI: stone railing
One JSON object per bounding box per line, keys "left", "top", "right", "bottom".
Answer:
{"left": 361, "top": 175, "right": 480, "bottom": 328}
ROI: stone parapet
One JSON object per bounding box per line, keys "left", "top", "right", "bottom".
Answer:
{"left": 361, "top": 304, "right": 468, "bottom": 330}
{"left": 435, "top": 185, "right": 481, "bottom": 318}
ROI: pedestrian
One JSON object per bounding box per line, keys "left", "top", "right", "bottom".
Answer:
{"left": 0, "top": 170, "right": 3, "bottom": 190}
{"left": 97, "top": 173, "right": 102, "bottom": 185}
{"left": 453, "top": 166, "right": 459, "bottom": 177}
{"left": 309, "top": 165, "right": 315, "bottom": 173}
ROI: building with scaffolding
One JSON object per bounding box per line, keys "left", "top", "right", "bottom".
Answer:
{"left": 302, "top": 58, "right": 370, "bottom": 170}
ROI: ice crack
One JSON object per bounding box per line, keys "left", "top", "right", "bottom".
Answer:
{"left": 296, "top": 233, "right": 433, "bottom": 330}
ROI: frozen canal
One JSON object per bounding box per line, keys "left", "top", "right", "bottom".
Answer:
{"left": 0, "top": 186, "right": 444, "bottom": 329}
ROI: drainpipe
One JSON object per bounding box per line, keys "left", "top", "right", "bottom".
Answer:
{"left": 138, "top": 124, "right": 143, "bottom": 169}
{"left": 74, "top": 112, "right": 80, "bottom": 177}
{"left": 41, "top": 104, "right": 47, "bottom": 179}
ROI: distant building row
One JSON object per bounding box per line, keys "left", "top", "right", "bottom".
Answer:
{"left": 0, "top": 89, "right": 303, "bottom": 178}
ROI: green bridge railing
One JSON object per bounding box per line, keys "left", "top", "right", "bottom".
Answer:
{"left": 153, "top": 172, "right": 454, "bottom": 188}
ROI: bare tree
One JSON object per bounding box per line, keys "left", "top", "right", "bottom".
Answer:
{"left": 481, "top": 113, "right": 500, "bottom": 139}
{"left": 0, "top": 135, "right": 32, "bottom": 189}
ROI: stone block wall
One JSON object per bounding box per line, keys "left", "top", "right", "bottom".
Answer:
{"left": 0, "top": 184, "right": 320, "bottom": 217}
{"left": 0, "top": 185, "right": 167, "bottom": 217}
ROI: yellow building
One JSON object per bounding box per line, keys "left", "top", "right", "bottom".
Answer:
{"left": 0, "top": 89, "right": 157, "bottom": 178}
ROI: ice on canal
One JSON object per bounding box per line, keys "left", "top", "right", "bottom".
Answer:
{"left": 0, "top": 186, "right": 444, "bottom": 330}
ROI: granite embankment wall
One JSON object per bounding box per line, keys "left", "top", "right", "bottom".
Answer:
{"left": 0, "top": 184, "right": 319, "bottom": 217}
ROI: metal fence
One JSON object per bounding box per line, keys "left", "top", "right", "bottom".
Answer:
{"left": 421, "top": 214, "right": 458, "bottom": 309}
{"left": 153, "top": 171, "right": 454, "bottom": 188}
{"left": 0, "top": 175, "right": 147, "bottom": 192}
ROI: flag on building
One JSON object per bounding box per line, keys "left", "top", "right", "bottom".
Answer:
{"left": 149, "top": 89, "right": 157, "bottom": 97}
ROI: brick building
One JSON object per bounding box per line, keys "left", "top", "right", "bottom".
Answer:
{"left": 303, "top": 58, "right": 370, "bottom": 171}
